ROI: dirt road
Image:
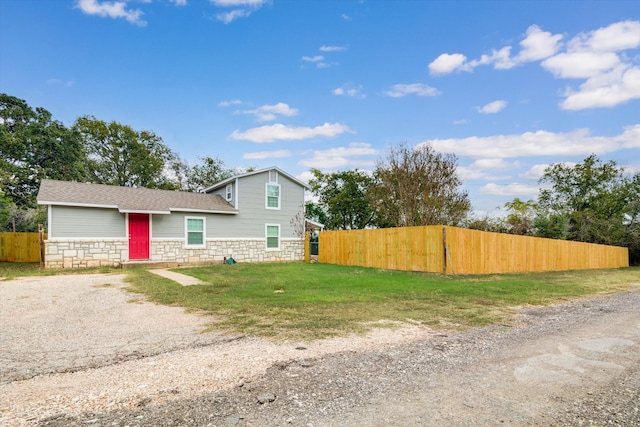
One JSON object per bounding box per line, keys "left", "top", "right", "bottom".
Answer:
{"left": 1, "top": 274, "right": 638, "bottom": 426}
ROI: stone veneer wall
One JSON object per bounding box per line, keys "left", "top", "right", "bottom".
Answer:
{"left": 44, "top": 239, "right": 128, "bottom": 269}
{"left": 44, "top": 239, "right": 304, "bottom": 268}
{"left": 150, "top": 239, "right": 305, "bottom": 264}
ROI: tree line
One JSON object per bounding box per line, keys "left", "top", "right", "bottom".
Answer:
{"left": 2, "top": 93, "right": 638, "bottom": 263}
{"left": 308, "top": 151, "right": 639, "bottom": 264}
{"left": 1, "top": 94, "right": 237, "bottom": 232}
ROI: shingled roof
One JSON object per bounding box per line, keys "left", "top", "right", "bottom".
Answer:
{"left": 37, "top": 180, "right": 238, "bottom": 214}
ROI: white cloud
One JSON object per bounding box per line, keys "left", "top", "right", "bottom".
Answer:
{"left": 561, "top": 65, "right": 640, "bottom": 110}
{"left": 341, "top": 14, "right": 351, "bottom": 21}
{"left": 479, "top": 182, "right": 542, "bottom": 197}
{"left": 170, "top": 0, "right": 187, "bottom": 5}
{"left": 332, "top": 84, "right": 365, "bottom": 98}
{"left": 301, "top": 55, "right": 332, "bottom": 68}
{"left": 216, "top": 9, "right": 251, "bottom": 23}
{"left": 469, "top": 46, "right": 516, "bottom": 70}
{"left": 210, "top": 0, "right": 267, "bottom": 5}
{"left": 424, "top": 124, "right": 640, "bottom": 159}
{"left": 211, "top": 0, "right": 269, "bottom": 23}
{"left": 515, "top": 25, "right": 563, "bottom": 62}
{"left": 477, "top": 100, "right": 507, "bottom": 114}
{"left": 219, "top": 99, "right": 243, "bottom": 107}
{"left": 542, "top": 51, "right": 620, "bottom": 79}
{"left": 320, "top": 45, "right": 347, "bottom": 52}
{"left": 243, "top": 149, "right": 291, "bottom": 160}
{"left": 298, "top": 142, "right": 379, "bottom": 169}
{"left": 550, "top": 20, "right": 640, "bottom": 109}
{"left": 429, "top": 20, "right": 640, "bottom": 109}
{"left": 453, "top": 119, "right": 467, "bottom": 125}
{"left": 519, "top": 164, "right": 555, "bottom": 180}
{"left": 230, "top": 122, "right": 353, "bottom": 143}
{"left": 458, "top": 159, "right": 519, "bottom": 181}
{"left": 428, "top": 53, "right": 468, "bottom": 75}
{"left": 302, "top": 55, "right": 324, "bottom": 63}
{"left": 241, "top": 103, "right": 299, "bottom": 122}
{"left": 75, "top": 0, "right": 146, "bottom": 26}
{"left": 385, "top": 83, "right": 440, "bottom": 98}
{"left": 579, "top": 20, "right": 640, "bottom": 52}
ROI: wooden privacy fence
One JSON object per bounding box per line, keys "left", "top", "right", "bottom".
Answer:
{"left": 0, "top": 231, "right": 47, "bottom": 263}
{"left": 318, "top": 226, "right": 629, "bottom": 275}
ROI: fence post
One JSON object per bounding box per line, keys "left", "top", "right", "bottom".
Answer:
{"left": 442, "top": 226, "right": 447, "bottom": 275}
{"left": 39, "top": 224, "right": 45, "bottom": 268}
{"left": 304, "top": 231, "right": 310, "bottom": 263}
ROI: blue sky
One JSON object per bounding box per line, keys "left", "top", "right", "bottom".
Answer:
{"left": 1, "top": 0, "right": 639, "bottom": 215}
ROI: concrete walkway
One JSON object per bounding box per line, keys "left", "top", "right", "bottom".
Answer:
{"left": 148, "top": 268, "right": 206, "bottom": 286}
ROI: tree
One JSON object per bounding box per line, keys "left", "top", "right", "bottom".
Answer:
{"left": 504, "top": 198, "right": 537, "bottom": 235}
{"left": 535, "top": 154, "right": 637, "bottom": 248}
{"left": 74, "top": 116, "right": 177, "bottom": 189}
{"left": 308, "top": 169, "right": 377, "bottom": 230}
{"left": 0, "top": 94, "right": 86, "bottom": 208}
{"left": 370, "top": 143, "right": 470, "bottom": 227}
{"left": 170, "top": 156, "right": 235, "bottom": 192}
{"left": 305, "top": 201, "right": 329, "bottom": 228}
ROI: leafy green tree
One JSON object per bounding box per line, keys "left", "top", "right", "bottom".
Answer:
{"left": 74, "top": 116, "right": 177, "bottom": 189}
{"left": 0, "top": 94, "right": 86, "bottom": 208}
{"left": 504, "top": 198, "right": 537, "bottom": 235}
{"left": 308, "top": 169, "right": 377, "bottom": 230}
{"left": 463, "top": 214, "right": 508, "bottom": 233}
{"left": 305, "top": 201, "right": 328, "bottom": 227}
{"left": 170, "top": 156, "right": 235, "bottom": 192}
{"left": 370, "top": 143, "right": 470, "bottom": 227}
{"left": 535, "top": 154, "right": 637, "bottom": 247}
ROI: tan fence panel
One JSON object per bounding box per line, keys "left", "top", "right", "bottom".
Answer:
{"left": 318, "top": 226, "right": 628, "bottom": 274}
{"left": 0, "top": 232, "right": 47, "bottom": 263}
{"left": 319, "top": 226, "right": 444, "bottom": 273}
{"left": 444, "top": 226, "right": 628, "bottom": 274}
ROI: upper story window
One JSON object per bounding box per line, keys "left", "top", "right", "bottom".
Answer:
{"left": 225, "top": 184, "right": 233, "bottom": 201}
{"left": 266, "top": 183, "right": 281, "bottom": 210}
{"left": 269, "top": 170, "right": 278, "bottom": 183}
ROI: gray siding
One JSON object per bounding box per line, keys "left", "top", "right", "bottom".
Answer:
{"left": 230, "top": 171, "right": 305, "bottom": 239}
{"left": 50, "top": 206, "right": 125, "bottom": 239}
{"left": 151, "top": 214, "right": 184, "bottom": 238}
{"left": 152, "top": 212, "right": 243, "bottom": 239}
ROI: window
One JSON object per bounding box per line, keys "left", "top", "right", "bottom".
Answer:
{"left": 185, "top": 217, "right": 205, "bottom": 247}
{"left": 269, "top": 170, "right": 278, "bottom": 183}
{"left": 266, "top": 183, "right": 280, "bottom": 210}
{"left": 225, "top": 184, "right": 233, "bottom": 201}
{"left": 266, "top": 224, "right": 280, "bottom": 250}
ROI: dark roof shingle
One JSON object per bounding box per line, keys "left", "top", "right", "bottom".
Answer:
{"left": 37, "top": 180, "right": 237, "bottom": 214}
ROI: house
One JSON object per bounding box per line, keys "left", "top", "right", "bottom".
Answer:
{"left": 36, "top": 167, "right": 310, "bottom": 268}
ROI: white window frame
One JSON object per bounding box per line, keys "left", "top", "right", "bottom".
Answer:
{"left": 265, "top": 223, "right": 280, "bottom": 250}
{"left": 185, "top": 216, "right": 206, "bottom": 248}
{"left": 269, "top": 169, "right": 278, "bottom": 183}
{"left": 265, "top": 183, "right": 281, "bottom": 210}
{"left": 225, "top": 184, "right": 233, "bottom": 202}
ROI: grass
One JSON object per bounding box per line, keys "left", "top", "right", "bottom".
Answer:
{"left": 122, "top": 263, "right": 640, "bottom": 341}
{"left": 3, "top": 261, "right": 638, "bottom": 341}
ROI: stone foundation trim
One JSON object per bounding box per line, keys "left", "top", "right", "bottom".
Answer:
{"left": 44, "top": 238, "right": 305, "bottom": 269}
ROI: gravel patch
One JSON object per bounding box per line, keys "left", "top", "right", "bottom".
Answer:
{"left": 0, "top": 274, "right": 233, "bottom": 384}
{"left": 1, "top": 274, "right": 639, "bottom": 426}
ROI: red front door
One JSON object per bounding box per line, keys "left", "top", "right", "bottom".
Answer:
{"left": 129, "top": 214, "right": 150, "bottom": 260}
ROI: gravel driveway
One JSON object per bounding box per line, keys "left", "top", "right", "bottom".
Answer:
{"left": 0, "top": 274, "right": 233, "bottom": 384}
{"left": 1, "top": 274, "right": 639, "bottom": 426}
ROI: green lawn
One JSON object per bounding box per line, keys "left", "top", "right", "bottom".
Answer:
{"left": 122, "top": 263, "right": 640, "bottom": 340}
